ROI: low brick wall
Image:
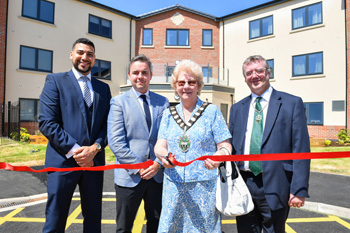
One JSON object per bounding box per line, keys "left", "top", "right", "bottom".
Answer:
{"left": 310, "top": 138, "right": 325, "bottom": 147}
{"left": 29, "top": 135, "right": 48, "bottom": 145}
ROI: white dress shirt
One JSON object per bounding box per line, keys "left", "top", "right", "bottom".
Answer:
{"left": 132, "top": 87, "right": 153, "bottom": 122}
{"left": 240, "top": 86, "right": 273, "bottom": 171}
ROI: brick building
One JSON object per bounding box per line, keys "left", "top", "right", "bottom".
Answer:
{"left": 1, "top": 0, "right": 350, "bottom": 140}
{"left": 127, "top": 5, "right": 234, "bottom": 120}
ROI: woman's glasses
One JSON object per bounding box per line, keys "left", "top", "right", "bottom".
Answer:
{"left": 177, "top": 80, "right": 197, "bottom": 86}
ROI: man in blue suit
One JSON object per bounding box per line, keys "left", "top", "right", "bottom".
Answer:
{"left": 39, "top": 38, "right": 111, "bottom": 233}
{"left": 229, "top": 55, "right": 310, "bottom": 233}
{"left": 108, "top": 54, "right": 169, "bottom": 232}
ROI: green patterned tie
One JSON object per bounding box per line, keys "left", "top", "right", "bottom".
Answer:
{"left": 249, "top": 97, "right": 263, "bottom": 176}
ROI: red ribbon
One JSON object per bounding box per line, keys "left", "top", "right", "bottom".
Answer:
{"left": 0, "top": 160, "right": 153, "bottom": 173}
{"left": 1, "top": 151, "right": 350, "bottom": 173}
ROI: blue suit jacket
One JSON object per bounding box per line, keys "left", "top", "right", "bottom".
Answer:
{"left": 107, "top": 89, "right": 169, "bottom": 187}
{"left": 229, "top": 89, "right": 310, "bottom": 210}
{"left": 39, "top": 70, "right": 111, "bottom": 168}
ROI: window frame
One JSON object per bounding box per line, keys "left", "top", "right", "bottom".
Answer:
{"left": 88, "top": 14, "right": 112, "bottom": 39}
{"left": 202, "top": 29, "right": 213, "bottom": 47}
{"left": 304, "top": 102, "right": 323, "bottom": 125}
{"left": 91, "top": 59, "right": 111, "bottom": 80}
{"left": 142, "top": 28, "right": 153, "bottom": 46}
{"left": 292, "top": 52, "right": 323, "bottom": 77}
{"left": 19, "top": 98, "right": 40, "bottom": 122}
{"left": 249, "top": 15, "right": 273, "bottom": 39}
{"left": 166, "top": 29, "right": 189, "bottom": 46}
{"left": 20, "top": 45, "right": 53, "bottom": 72}
{"left": 292, "top": 2, "right": 323, "bottom": 30}
{"left": 22, "top": 0, "right": 55, "bottom": 24}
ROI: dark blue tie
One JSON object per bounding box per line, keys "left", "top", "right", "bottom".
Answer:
{"left": 140, "top": 94, "right": 151, "bottom": 131}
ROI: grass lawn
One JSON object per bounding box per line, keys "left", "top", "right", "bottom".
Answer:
{"left": 311, "top": 146, "right": 350, "bottom": 175}
{"left": 1, "top": 139, "right": 350, "bottom": 176}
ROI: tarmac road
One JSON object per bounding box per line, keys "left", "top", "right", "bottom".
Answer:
{"left": 0, "top": 168, "right": 349, "bottom": 232}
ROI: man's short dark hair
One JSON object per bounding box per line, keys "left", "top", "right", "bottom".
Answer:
{"left": 72, "top": 38, "right": 95, "bottom": 51}
{"left": 128, "top": 54, "right": 152, "bottom": 73}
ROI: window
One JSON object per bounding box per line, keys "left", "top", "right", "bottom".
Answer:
{"left": 292, "top": 2, "right": 322, "bottom": 30}
{"left": 293, "top": 52, "right": 323, "bottom": 76}
{"left": 20, "top": 45, "right": 53, "bottom": 72}
{"left": 143, "top": 28, "right": 153, "bottom": 45}
{"left": 89, "top": 15, "right": 112, "bottom": 38}
{"left": 166, "top": 29, "right": 189, "bottom": 46}
{"left": 332, "top": 100, "right": 345, "bottom": 112}
{"left": 249, "top": 15, "right": 273, "bottom": 39}
{"left": 20, "top": 99, "right": 40, "bottom": 122}
{"left": 202, "top": 29, "right": 212, "bottom": 46}
{"left": 304, "top": 102, "right": 323, "bottom": 125}
{"left": 92, "top": 59, "right": 111, "bottom": 80}
{"left": 220, "top": 104, "right": 228, "bottom": 123}
{"left": 202, "top": 67, "right": 212, "bottom": 83}
{"left": 267, "top": 59, "right": 274, "bottom": 79}
{"left": 166, "top": 66, "right": 175, "bottom": 77}
{"left": 22, "top": 0, "right": 55, "bottom": 24}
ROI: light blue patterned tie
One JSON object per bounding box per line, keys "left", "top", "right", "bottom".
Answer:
{"left": 81, "top": 76, "right": 92, "bottom": 107}
{"left": 249, "top": 97, "right": 263, "bottom": 176}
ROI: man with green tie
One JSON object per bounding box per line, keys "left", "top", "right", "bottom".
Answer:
{"left": 228, "top": 55, "right": 311, "bottom": 233}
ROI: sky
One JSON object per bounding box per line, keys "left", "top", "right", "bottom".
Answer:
{"left": 93, "top": 0, "right": 276, "bottom": 17}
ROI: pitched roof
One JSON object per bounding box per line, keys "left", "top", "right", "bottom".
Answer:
{"left": 136, "top": 4, "right": 219, "bottom": 21}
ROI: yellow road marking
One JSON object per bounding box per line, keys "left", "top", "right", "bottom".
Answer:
{"left": 0, "top": 208, "right": 24, "bottom": 225}
{"left": 4, "top": 217, "right": 45, "bottom": 223}
{"left": 1, "top": 200, "right": 350, "bottom": 233}
{"left": 132, "top": 200, "right": 146, "bottom": 233}
{"left": 285, "top": 224, "right": 297, "bottom": 233}
{"left": 65, "top": 204, "right": 82, "bottom": 230}
{"left": 222, "top": 219, "right": 236, "bottom": 224}
{"left": 287, "top": 217, "right": 337, "bottom": 223}
{"left": 328, "top": 215, "right": 350, "bottom": 230}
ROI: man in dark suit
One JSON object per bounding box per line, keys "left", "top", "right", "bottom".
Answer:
{"left": 39, "top": 38, "right": 111, "bottom": 233}
{"left": 107, "top": 54, "right": 169, "bottom": 232}
{"left": 229, "top": 55, "right": 310, "bottom": 233}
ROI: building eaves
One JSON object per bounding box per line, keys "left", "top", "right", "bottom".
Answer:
{"left": 219, "top": 0, "right": 290, "bottom": 21}
{"left": 76, "top": 0, "right": 136, "bottom": 19}
{"left": 136, "top": 4, "right": 220, "bottom": 21}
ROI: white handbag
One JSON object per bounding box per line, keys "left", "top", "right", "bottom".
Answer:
{"left": 216, "top": 161, "right": 254, "bottom": 216}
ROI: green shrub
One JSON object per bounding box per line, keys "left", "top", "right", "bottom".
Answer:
{"left": 325, "top": 140, "right": 331, "bottom": 146}
{"left": 9, "top": 127, "right": 30, "bottom": 143}
{"left": 337, "top": 129, "right": 350, "bottom": 144}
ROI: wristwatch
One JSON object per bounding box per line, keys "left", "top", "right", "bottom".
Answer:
{"left": 94, "top": 143, "right": 102, "bottom": 152}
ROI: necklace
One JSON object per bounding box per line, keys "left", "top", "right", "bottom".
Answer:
{"left": 251, "top": 99, "right": 267, "bottom": 124}
{"left": 170, "top": 102, "right": 210, "bottom": 153}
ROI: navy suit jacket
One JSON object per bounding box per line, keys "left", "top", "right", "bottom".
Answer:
{"left": 39, "top": 70, "right": 111, "bottom": 168}
{"left": 229, "top": 89, "right": 310, "bottom": 210}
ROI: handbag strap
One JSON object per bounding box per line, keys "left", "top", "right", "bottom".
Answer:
{"left": 218, "top": 161, "right": 239, "bottom": 182}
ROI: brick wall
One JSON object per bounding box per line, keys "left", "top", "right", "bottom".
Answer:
{"left": 0, "top": 0, "right": 7, "bottom": 136}
{"left": 136, "top": 9, "right": 220, "bottom": 78}
{"left": 308, "top": 125, "right": 344, "bottom": 140}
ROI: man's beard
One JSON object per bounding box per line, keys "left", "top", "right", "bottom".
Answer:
{"left": 74, "top": 61, "right": 92, "bottom": 75}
